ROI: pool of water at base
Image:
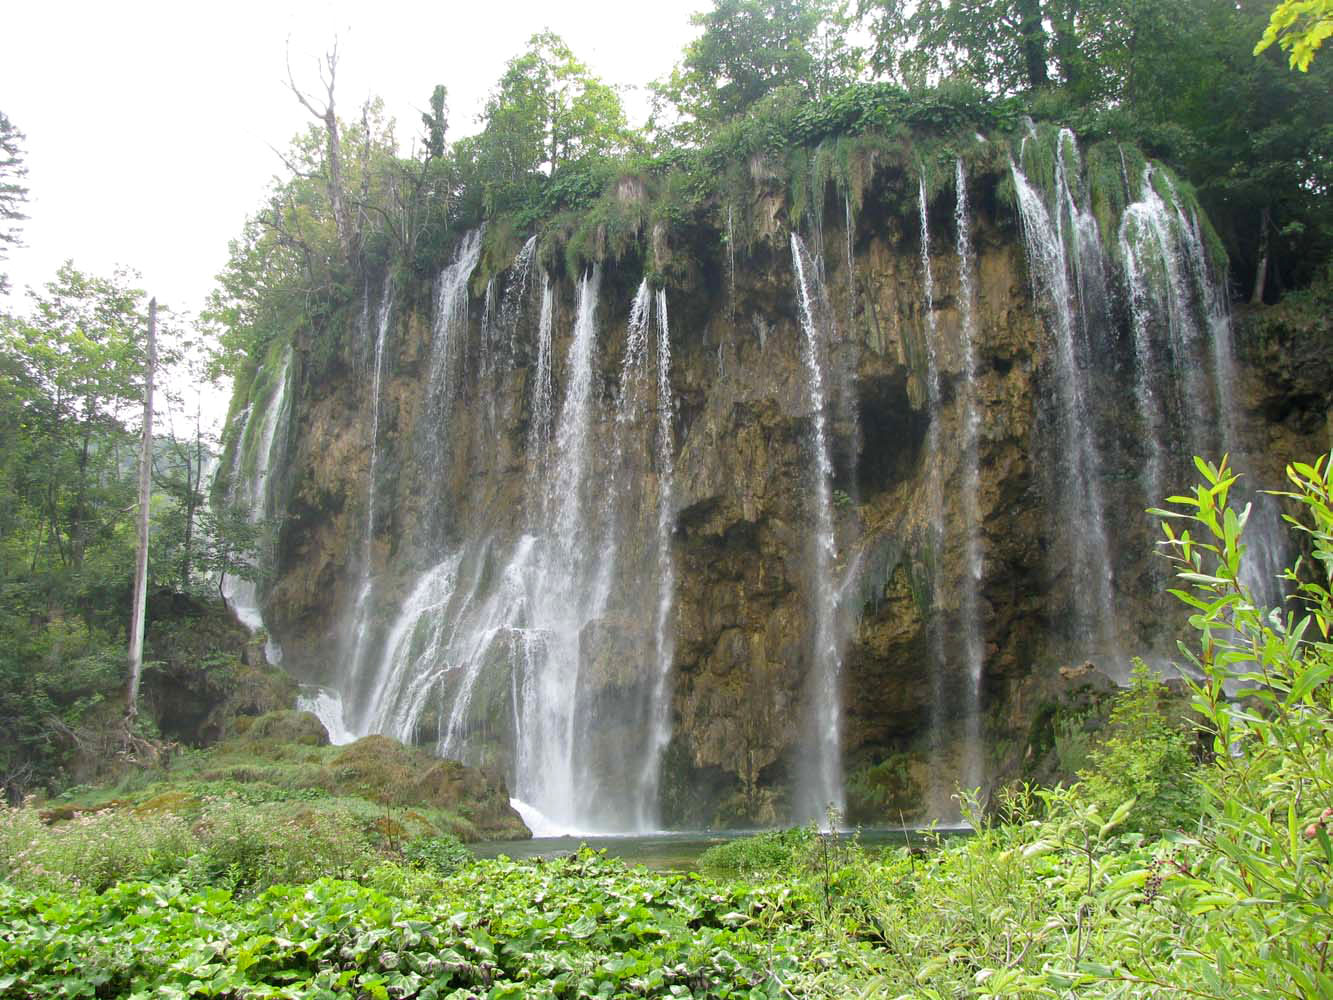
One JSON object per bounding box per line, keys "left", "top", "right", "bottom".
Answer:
{"left": 471, "top": 826, "right": 972, "bottom": 872}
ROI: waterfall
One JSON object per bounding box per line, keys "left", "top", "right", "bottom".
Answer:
{"left": 954, "top": 158, "right": 985, "bottom": 794}
{"left": 1119, "top": 169, "right": 1288, "bottom": 608}
{"left": 1118, "top": 172, "right": 1172, "bottom": 511}
{"left": 637, "top": 288, "right": 677, "bottom": 831}
{"left": 336, "top": 278, "right": 394, "bottom": 742}
{"left": 527, "top": 273, "right": 556, "bottom": 503}
{"left": 479, "top": 279, "right": 499, "bottom": 433}
{"left": 365, "top": 280, "right": 393, "bottom": 561}
{"left": 1011, "top": 131, "right": 1119, "bottom": 663}
{"left": 917, "top": 177, "right": 949, "bottom": 799}
{"left": 220, "top": 347, "right": 292, "bottom": 638}
{"left": 327, "top": 252, "right": 684, "bottom": 832}
{"left": 426, "top": 228, "right": 485, "bottom": 432}
{"left": 917, "top": 171, "right": 986, "bottom": 809}
{"left": 790, "top": 233, "right": 846, "bottom": 823}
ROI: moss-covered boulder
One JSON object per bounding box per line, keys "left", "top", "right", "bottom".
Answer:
{"left": 325, "top": 735, "right": 529, "bottom": 841}
{"left": 231, "top": 710, "right": 330, "bottom": 747}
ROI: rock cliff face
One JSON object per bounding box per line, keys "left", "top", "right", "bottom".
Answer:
{"left": 224, "top": 129, "right": 1332, "bottom": 829}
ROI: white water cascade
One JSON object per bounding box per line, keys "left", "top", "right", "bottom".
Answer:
{"left": 1010, "top": 129, "right": 1120, "bottom": 663}
{"left": 636, "top": 287, "right": 677, "bottom": 831}
{"left": 918, "top": 176, "right": 948, "bottom": 778}
{"left": 330, "top": 279, "right": 395, "bottom": 742}
{"left": 326, "top": 251, "right": 680, "bottom": 833}
{"left": 953, "top": 158, "right": 986, "bottom": 793}
{"left": 918, "top": 169, "right": 987, "bottom": 807}
{"left": 220, "top": 348, "right": 292, "bottom": 640}
{"left": 790, "top": 233, "right": 847, "bottom": 823}
{"left": 1118, "top": 167, "right": 1288, "bottom": 608}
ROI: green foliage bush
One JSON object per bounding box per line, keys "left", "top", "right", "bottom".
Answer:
{"left": 696, "top": 826, "right": 814, "bottom": 876}
{"left": 1076, "top": 659, "right": 1201, "bottom": 837}
{"left": 400, "top": 833, "right": 473, "bottom": 877}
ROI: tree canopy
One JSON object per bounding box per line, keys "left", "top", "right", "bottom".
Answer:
{"left": 662, "top": 0, "right": 862, "bottom": 137}
{"left": 0, "top": 110, "right": 28, "bottom": 295}
{"left": 1256, "top": 0, "right": 1333, "bottom": 69}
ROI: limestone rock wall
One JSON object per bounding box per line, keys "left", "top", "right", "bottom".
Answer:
{"left": 246, "top": 156, "right": 1330, "bottom": 827}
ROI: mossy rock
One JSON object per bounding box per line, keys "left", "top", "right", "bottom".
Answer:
{"left": 233, "top": 710, "right": 330, "bottom": 748}
{"left": 324, "top": 735, "right": 529, "bottom": 841}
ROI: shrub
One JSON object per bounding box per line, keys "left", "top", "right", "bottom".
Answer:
{"left": 697, "top": 826, "right": 815, "bottom": 875}
{"left": 188, "top": 801, "right": 371, "bottom": 890}
{"left": 1140, "top": 454, "right": 1333, "bottom": 998}
{"left": 400, "top": 833, "right": 472, "bottom": 876}
{"left": 1076, "top": 659, "right": 1201, "bottom": 837}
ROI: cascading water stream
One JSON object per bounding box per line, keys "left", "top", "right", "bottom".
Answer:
{"left": 917, "top": 177, "right": 949, "bottom": 798}
{"left": 518, "top": 267, "right": 604, "bottom": 824}
{"left": 1011, "top": 133, "right": 1119, "bottom": 662}
{"left": 426, "top": 228, "right": 485, "bottom": 436}
{"left": 1118, "top": 171, "right": 1172, "bottom": 511}
{"left": 220, "top": 348, "right": 292, "bottom": 637}
{"left": 1175, "top": 194, "right": 1288, "bottom": 607}
{"left": 636, "top": 288, "right": 677, "bottom": 831}
{"left": 343, "top": 231, "right": 482, "bottom": 730}
{"left": 318, "top": 280, "right": 396, "bottom": 742}
{"left": 954, "top": 158, "right": 985, "bottom": 793}
{"left": 527, "top": 273, "right": 556, "bottom": 505}
{"left": 790, "top": 233, "right": 846, "bottom": 823}
{"left": 916, "top": 170, "right": 987, "bottom": 806}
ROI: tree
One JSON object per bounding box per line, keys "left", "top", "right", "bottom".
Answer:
{"left": 2, "top": 264, "right": 147, "bottom": 592}
{"left": 1133, "top": 0, "right": 1333, "bottom": 300}
{"left": 1256, "top": 0, "right": 1333, "bottom": 69}
{"left": 286, "top": 43, "right": 358, "bottom": 268}
{"left": 422, "top": 84, "right": 449, "bottom": 161}
{"left": 477, "top": 32, "right": 634, "bottom": 184}
{"left": 861, "top": 0, "right": 1182, "bottom": 102}
{"left": 126, "top": 298, "right": 155, "bottom": 721}
{"left": 660, "top": 0, "right": 861, "bottom": 139}
{"left": 0, "top": 111, "right": 28, "bottom": 295}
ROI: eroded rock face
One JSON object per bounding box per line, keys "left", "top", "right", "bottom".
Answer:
{"left": 248, "top": 159, "right": 1331, "bottom": 828}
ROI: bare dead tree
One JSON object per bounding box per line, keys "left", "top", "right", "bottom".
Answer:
{"left": 286, "top": 41, "right": 356, "bottom": 268}
{"left": 126, "top": 298, "right": 156, "bottom": 724}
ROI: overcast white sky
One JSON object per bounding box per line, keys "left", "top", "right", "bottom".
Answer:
{"left": 1, "top": 0, "right": 702, "bottom": 320}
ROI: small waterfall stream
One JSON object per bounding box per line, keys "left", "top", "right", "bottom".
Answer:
{"left": 220, "top": 348, "right": 292, "bottom": 637}
{"left": 637, "top": 288, "right": 677, "bottom": 831}
{"left": 917, "top": 177, "right": 948, "bottom": 796}
{"left": 790, "top": 233, "right": 846, "bottom": 823}
{"left": 343, "top": 280, "right": 395, "bottom": 676}
{"left": 918, "top": 167, "right": 987, "bottom": 807}
{"left": 954, "top": 158, "right": 985, "bottom": 793}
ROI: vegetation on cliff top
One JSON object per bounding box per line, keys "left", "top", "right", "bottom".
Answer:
{"left": 204, "top": 0, "right": 1329, "bottom": 390}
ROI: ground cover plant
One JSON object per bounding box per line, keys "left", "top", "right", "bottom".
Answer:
{"left": 0, "top": 451, "right": 1329, "bottom": 998}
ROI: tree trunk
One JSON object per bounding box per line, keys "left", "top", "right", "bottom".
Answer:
{"left": 1018, "top": 0, "right": 1051, "bottom": 88}
{"left": 1251, "top": 205, "right": 1271, "bottom": 305}
{"left": 127, "top": 297, "right": 155, "bottom": 723}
